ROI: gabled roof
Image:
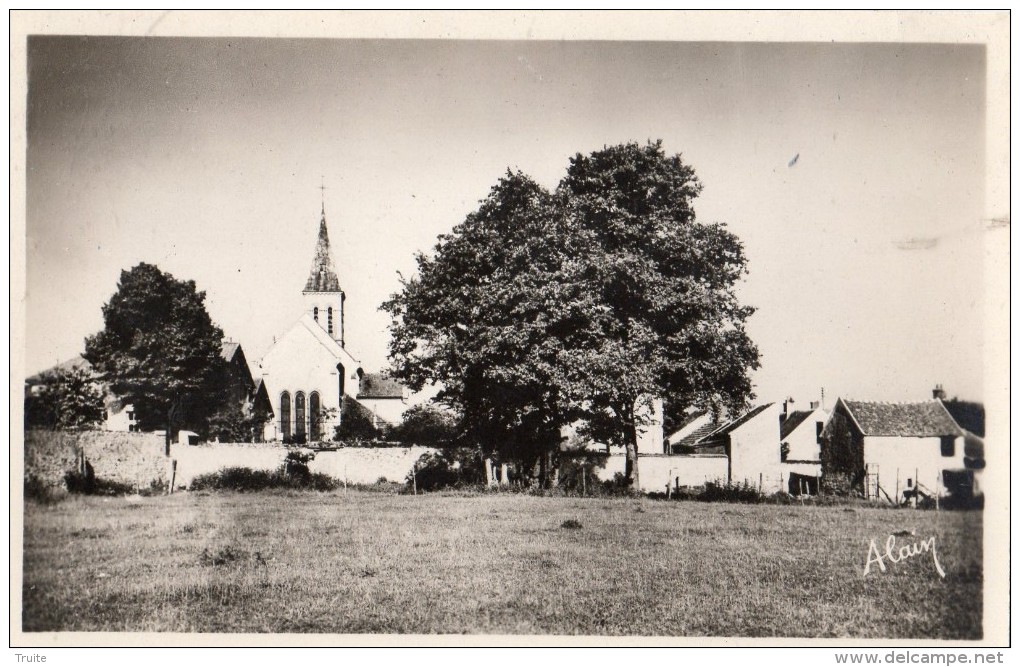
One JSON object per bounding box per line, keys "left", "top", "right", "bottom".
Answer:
{"left": 780, "top": 410, "right": 814, "bottom": 440}
{"left": 304, "top": 211, "right": 342, "bottom": 293}
{"left": 841, "top": 399, "right": 962, "bottom": 437}
{"left": 709, "top": 403, "right": 775, "bottom": 438}
{"left": 357, "top": 373, "right": 406, "bottom": 399}
{"left": 671, "top": 421, "right": 721, "bottom": 449}
{"left": 671, "top": 410, "right": 708, "bottom": 435}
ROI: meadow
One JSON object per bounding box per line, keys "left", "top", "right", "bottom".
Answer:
{"left": 21, "top": 489, "right": 982, "bottom": 638}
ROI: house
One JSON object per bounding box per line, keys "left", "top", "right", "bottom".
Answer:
{"left": 356, "top": 373, "right": 411, "bottom": 429}
{"left": 664, "top": 409, "right": 721, "bottom": 454}
{"left": 779, "top": 400, "right": 828, "bottom": 494}
{"left": 696, "top": 403, "right": 785, "bottom": 488}
{"left": 820, "top": 396, "right": 969, "bottom": 502}
{"left": 25, "top": 356, "right": 138, "bottom": 432}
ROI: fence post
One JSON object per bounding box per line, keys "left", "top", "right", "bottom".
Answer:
{"left": 895, "top": 469, "right": 899, "bottom": 506}
{"left": 581, "top": 464, "right": 586, "bottom": 497}
{"left": 758, "top": 472, "right": 763, "bottom": 495}
{"left": 412, "top": 464, "right": 417, "bottom": 496}
{"left": 166, "top": 458, "right": 177, "bottom": 495}
{"left": 914, "top": 468, "right": 919, "bottom": 509}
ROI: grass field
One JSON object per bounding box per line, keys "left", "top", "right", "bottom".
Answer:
{"left": 21, "top": 490, "right": 982, "bottom": 638}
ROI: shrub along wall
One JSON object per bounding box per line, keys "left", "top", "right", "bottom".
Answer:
{"left": 24, "top": 429, "right": 167, "bottom": 490}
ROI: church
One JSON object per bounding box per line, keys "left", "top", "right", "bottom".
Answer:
{"left": 257, "top": 202, "right": 411, "bottom": 443}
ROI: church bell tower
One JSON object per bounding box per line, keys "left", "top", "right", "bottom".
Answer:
{"left": 303, "top": 202, "right": 345, "bottom": 347}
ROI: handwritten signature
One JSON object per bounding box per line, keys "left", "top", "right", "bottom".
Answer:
{"left": 864, "top": 534, "right": 946, "bottom": 578}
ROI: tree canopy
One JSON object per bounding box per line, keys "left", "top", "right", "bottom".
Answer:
{"left": 384, "top": 141, "right": 760, "bottom": 486}
{"left": 24, "top": 365, "right": 105, "bottom": 430}
{"left": 84, "top": 263, "right": 229, "bottom": 451}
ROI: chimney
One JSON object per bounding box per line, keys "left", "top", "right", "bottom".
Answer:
{"left": 932, "top": 384, "right": 946, "bottom": 400}
{"left": 809, "top": 401, "right": 820, "bottom": 410}
{"left": 783, "top": 397, "right": 795, "bottom": 416}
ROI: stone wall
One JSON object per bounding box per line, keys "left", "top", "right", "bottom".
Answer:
{"left": 24, "top": 429, "right": 167, "bottom": 490}
{"left": 168, "top": 442, "right": 438, "bottom": 488}
{"left": 591, "top": 453, "right": 730, "bottom": 493}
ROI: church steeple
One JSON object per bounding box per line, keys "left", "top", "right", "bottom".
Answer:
{"left": 304, "top": 210, "right": 342, "bottom": 293}
{"left": 303, "top": 197, "right": 345, "bottom": 347}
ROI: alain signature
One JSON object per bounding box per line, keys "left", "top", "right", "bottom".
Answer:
{"left": 864, "top": 534, "right": 946, "bottom": 578}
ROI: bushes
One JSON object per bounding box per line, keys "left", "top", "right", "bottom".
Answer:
{"left": 406, "top": 448, "right": 485, "bottom": 492}
{"left": 189, "top": 450, "right": 340, "bottom": 492}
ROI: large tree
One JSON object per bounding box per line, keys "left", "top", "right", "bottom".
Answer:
{"left": 84, "top": 263, "right": 228, "bottom": 453}
{"left": 555, "top": 141, "right": 760, "bottom": 487}
{"left": 384, "top": 172, "right": 581, "bottom": 482}
{"left": 385, "top": 142, "right": 760, "bottom": 488}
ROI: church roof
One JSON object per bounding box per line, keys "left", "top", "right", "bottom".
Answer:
{"left": 304, "top": 209, "right": 342, "bottom": 293}
{"left": 220, "top": 340, "right": 241, "bottom": 362}
{"left": 357, "top": 373, "right": 406, "bottom": 399}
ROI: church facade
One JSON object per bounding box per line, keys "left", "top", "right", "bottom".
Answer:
{"left": 257, "top": 204, "right": 410, "bottom": 443}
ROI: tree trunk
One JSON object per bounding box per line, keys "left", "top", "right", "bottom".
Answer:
{"left": 624, "top": 421, "right": 639, "bottom": 491}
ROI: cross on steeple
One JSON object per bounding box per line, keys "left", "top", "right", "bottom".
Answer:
{"left": 319, "top": 177, "right": 327, "bottom": 214}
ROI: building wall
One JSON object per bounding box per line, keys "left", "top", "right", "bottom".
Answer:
{"left": 259, "top": 324, "right": 359, "bottom": 440}
{"left": 635, "top": 397, "right": 664, "bottom": 455}
{"left": 729, "top": 403, "right": 784, "bottom": 485}
{"left": 104, "top": 404, "right": 137, "bottom": 432}
{"left": 863, "top": 434, "right": 967, "bottom": 501}
{"left": 357, "top": 397, "right": 410, "bottom": 429}
{"left": 783, "top": 408, "right": 828, "bottom": 461}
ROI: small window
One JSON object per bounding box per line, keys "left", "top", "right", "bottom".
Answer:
{"left": 313, "top": 306, "right": 319, "bottom": 322}
{"left": 940, "top": 435, "right": 955, "bottom": 457}
{"left": 816, "top": 421, "right": 824, "bottom": 444}
{"left": 127, "top": 411, "right": 135, "bottom": 420}
{"left": 327, "top": 307, "right": 333, "bottom": 335}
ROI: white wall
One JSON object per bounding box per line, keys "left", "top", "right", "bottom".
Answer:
{"left": 169, "top": 443, "right": 438, "bottom": 488}
{"left": 592, "top": 453, "right": 729, "bottom": 493}
{"left": 783, "top": 408, "right": 828, "bottom": 461}
{"left": 259, "top": 320, "right": 360, "bottom": 440}
{"left": 358, "top": 397, "right": 410, "bottom": 428}
{"left": 635, "top": 397, "right": 664, "bottom": 455}
{"left": 104, "top": 404, "right": 137, "bottom": 432}
{"left": 729, "top": 403, "right": 784, "bottom": 486}
{"left": 863, "top": 435, "right": 967, "bottom": 501}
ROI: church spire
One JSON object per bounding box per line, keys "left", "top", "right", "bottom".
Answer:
{"left": 304, "top": 202, "right": 342, "bottom": 294}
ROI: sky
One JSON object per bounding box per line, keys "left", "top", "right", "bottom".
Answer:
{"left": 24, "top": 37, "right": 991, "bottom": 405}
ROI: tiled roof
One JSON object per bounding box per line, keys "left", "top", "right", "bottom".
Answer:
{"left": 357, "top": 373, "right": 405, "bottom": 399}
{"left": 780, "top": 410, "right": 814, "bottom": 440}
{"left": 304, "top": 213, "right": 342, "bottom": 293}
{"left": 672, "top": 421, "right": 721, "bottom": 449}
{"left": 711, "top": 403, "right": 775, "bottom": 438}
{"left": 842, "top": 399, "right": 962, "bottom": 437}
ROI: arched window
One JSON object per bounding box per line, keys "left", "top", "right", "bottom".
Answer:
{"left": 280, "top": 392, "right": 291, "bottom": 440}
{"left": 336, "top": 363, "right": 345, "bottom": 405}
{"left": 327, "top": 307, "right": 334, "bottom": 335}
{"left": 295, "top": 391, "right": 306, "bottom": 440}
{"left": 309, "top": 392, "right": 321, "bottom": 441}
{"left": 313, "top": 306, "right": 319, "bottom": 322}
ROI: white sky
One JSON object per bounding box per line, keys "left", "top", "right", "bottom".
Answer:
{"left": 24, "top": 36, "right": 991, "bottom": 405}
